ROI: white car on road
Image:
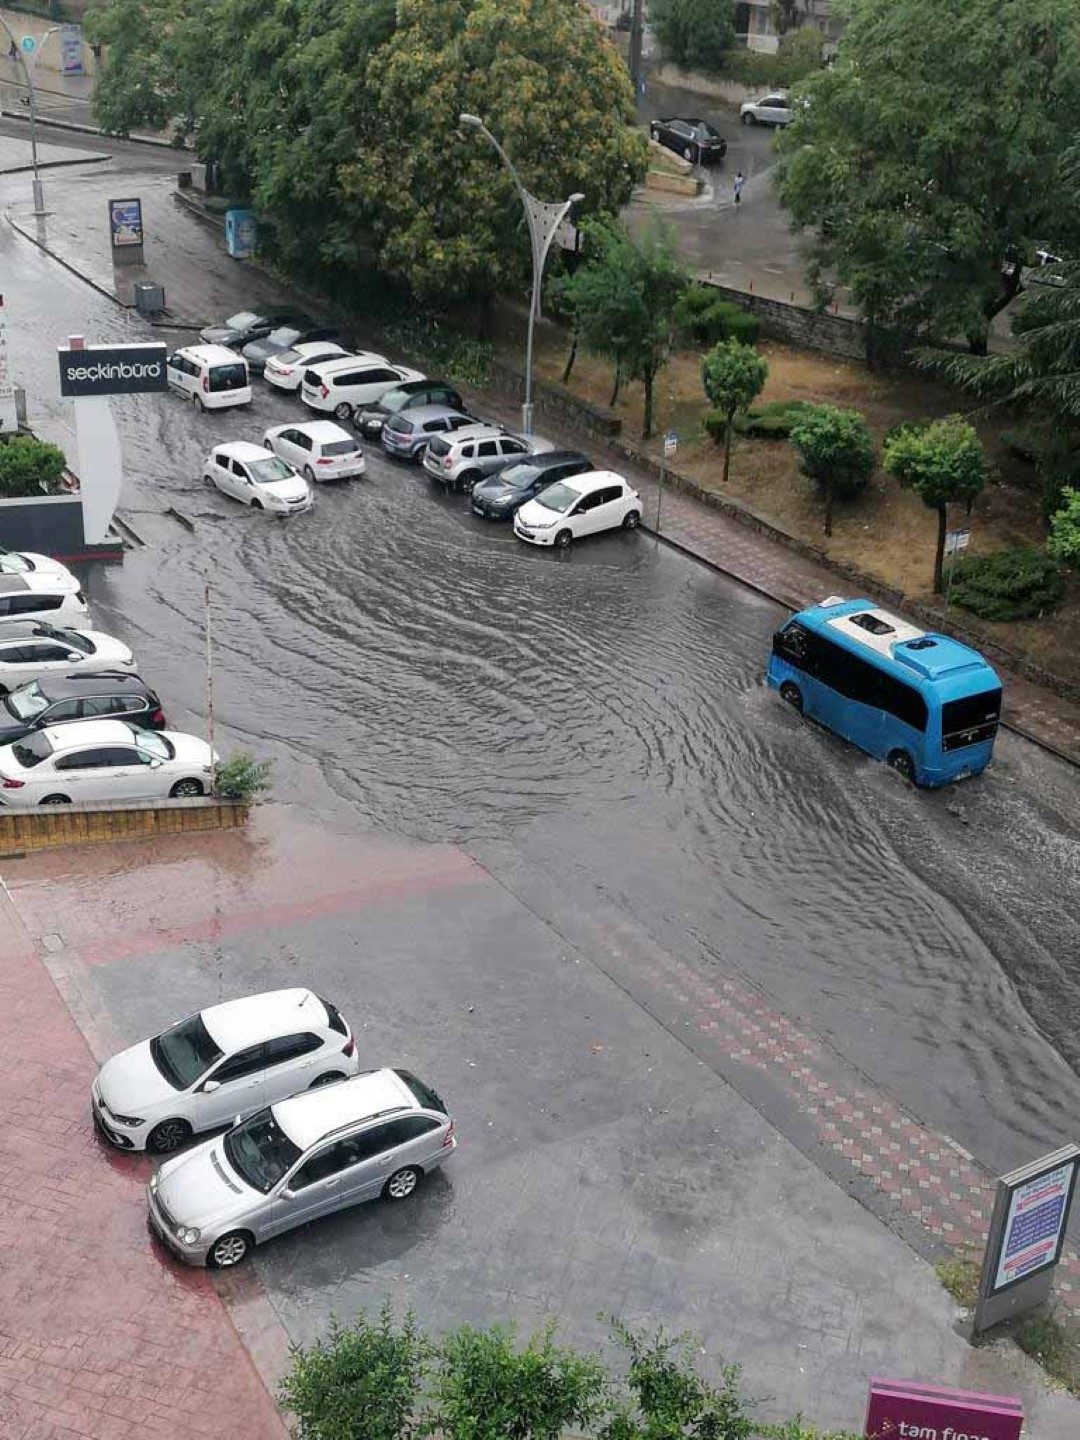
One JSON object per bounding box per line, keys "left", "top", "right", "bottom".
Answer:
{"left": 263, "top": 341, "right": 351, "bottom": 393}
{"left": 0, "top": 545, "right": 78, "bottom": 584}
{"left": 93, "top": 987, "right": 360, "bottom": 1153}
{"left": 301, "top": 354, "right": 424, "bottom": 424}
{"left": 204, "top": 441, "right": 313, "bottom": 515}
{"left": 513, "top": 470, "right": 642, "bottom": 549}
{"left": 739, "top": 93, "right": 793, "bottom": 126}
{"left": 263, "top": 421, "right": 366, "bottom": 481}
{"left": 0, "top": 719, "right": 216, "bottom": 807}
{"left": 0, "top": 623, "right": 136, "bottom": 693}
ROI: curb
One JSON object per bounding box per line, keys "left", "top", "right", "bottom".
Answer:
{"left": 0, "top": 151, "right": 111, "bottom": 175}
{"left": 0, "top": 103, "right": 179, "bottom": 148}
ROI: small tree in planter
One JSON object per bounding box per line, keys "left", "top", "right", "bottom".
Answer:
{"left": 701, "top": 340, "right": 769, "bottom": 484}
{"left": 789, "top": 404, "right": 876, "bottom": 537}
{"left": 1049, "top": 486, "right": 1080, "bottom": 566}
{"left": 0, "top": 435, "right": 66, "bottom": 497}
{"left": 214, "top": 751, "right": 272, "bottom": 802}
{"left": 883, "top": 416, "right": 987, "bottom": 592}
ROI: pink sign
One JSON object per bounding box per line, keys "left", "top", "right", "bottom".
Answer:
{"left": 865, "top": 1379, "right": 1022, "bottom": 1440}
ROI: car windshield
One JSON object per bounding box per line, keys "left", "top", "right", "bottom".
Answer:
{"left": 136, "top": 730, "right": 173, "bottom": 761}
{"left": 249, "top": 457, "right": 295, "bottom": 483}
{"left": 264, "top": 327, "right": 301, "bottom": 348}
{"left": 225, "top": 311, "right": 260, "bottom": 330}
{"left": 40, "top": 626, "right": 92, "bottom": 653}
{"left": 5, "top": 682, "right": 49, "bottom": 721}
{"left": 272, "top": 348, "right": 301, "bottom": 364}
{"left": 10, "top": 732, "right": 53, "bottom": 767}
{"left": 534, "top": 482, "right": 580, "bottom": 513}
{"left": 379, "top": 387, "right": 413, "bottom": 413}
{"left": 0, "top": 553, "right": 30, "bottom": 574}
{"left": 692, "top": 124, "right": 713, "bottom": 138}
{"left": 394, "top": 1069, "right": 448, "bottom": 1116}
{"left": 499, "top": 463, "right": 542, "bottom": 489}
{"left": 224, "top": 1107, "right": 303, "bottom": 1194}
{"left": 149, "top": 1013, "right": 223, "bottom": 1090}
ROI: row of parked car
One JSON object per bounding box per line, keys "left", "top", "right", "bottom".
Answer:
{"left": 184, "top": 307, "right": 646, "bottom": 548}
{"left": 0, "top": 548, "right": 216, "bottom": 808}
{"left": 90, "top": 984, "right": 456, "bottom": 1269}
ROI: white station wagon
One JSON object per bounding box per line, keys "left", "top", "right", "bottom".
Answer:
{"left": 93, "top": 987, "right": 360, "bottom": 1153}
{"left": 513, "top": 470, "right": 642, "bottom": 549}
{"left": 301, "top": 354, "right": 424, "bottom": 424}
{"left": 204, "top": 441, "right": 313, "bottom": 515}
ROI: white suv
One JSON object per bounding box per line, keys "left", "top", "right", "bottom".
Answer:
{"left": 422, "top": 425, "right": 551, "bottom": 493}
{"left": 739, "top": 93, "right": 792, "bottom": 126}
{"left": 0, "top": 574, "right": 89, "bottom": 629}
{"left": 93, "top": 988, "right": 360, "bottom": 1153}
{"left": 301, "top": 354, "right": 424, "bottom": 424}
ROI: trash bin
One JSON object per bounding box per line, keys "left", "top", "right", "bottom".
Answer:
{"left": 225, "top": 209, "right": 257, "bottom": 260}
{"left": 134, "top": 283, "right": 165, "bottom": 317}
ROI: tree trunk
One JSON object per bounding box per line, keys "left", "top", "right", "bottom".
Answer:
{"left": 609, "top": 365, "right": 622, "bottom": 408}
{"left": 722, "top": 415, "right": 733, "bottom": 484}
{"left": 933, "top": 503, "right": 947, "bottom": 593}
{"left": 966, "top": 329, "right": 989, "bottom": 356}
{"left": 561, "top": 335, "right": 578, "bottom": 385}
{"left": 824, "top": 478, "right": 834, "bottom": 537}
{"left": 643, "top": 372, "right": 654, "bottom": 440}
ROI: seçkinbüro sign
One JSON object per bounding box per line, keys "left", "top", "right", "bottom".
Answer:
{"left": 58, "top": 342, "right": 168, "bottom": 398}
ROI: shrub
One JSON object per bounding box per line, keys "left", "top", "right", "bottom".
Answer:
{"left": 732, "top": 398, "right": 815, "bottom": 437}
{"left": 202, "top": 195, "right": 238, "bottom": 216}
{"left": 949, "top": 547, "right": 1065, "bottom": 620}
{"left": 214, "top": 751, "right": 272, "bottom": 802}
{"left": 1049, "top": 487, "right": 1080, "bottom": 565}
{"left": 714, "top": 44, "right": 822, "bottom": 87}
{"left": 776, "top": 25, "right": 826, "bottom": 76}
{"left": 674, "top": 287, "right": 760, "bottom": 348}
{"left": 0, "top": 434, "right": 67, "bottom": 497}
{"left": 701, "top": 339, "right": 769, "bottom": 482}
{"left": 380, "top": 316, "right": 492, "bottom": 388}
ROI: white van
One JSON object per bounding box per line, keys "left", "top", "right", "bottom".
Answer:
{"left": 300, "top": 354, "right": 424, "bottom": 424}
{"left": 0, "top": 574, "right": 90, "bottom": 628}
{"left": 166, "top": 344, "right": 252, "bottom": 412}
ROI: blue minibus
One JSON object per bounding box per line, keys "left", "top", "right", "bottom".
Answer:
{"left": 766, "top": 596, "right": 1002, "bottom": 786}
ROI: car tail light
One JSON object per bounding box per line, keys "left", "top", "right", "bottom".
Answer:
{"left": 342, "top": 1037, "right": 355, "bottom": 1057}
{"left": 320, "top": 384, "right": 329, "bottom": 399}
{"left": 317, "top": 457, "right": 333, "bottom": 465}
{"left": 443, "top": 455, "right": 453, "bottom": 469}
{"left": 150, "top": 708, "right": 165, "bottom": 726}
{"left": 442, "top": 1120, "right": 455, "bottom": 1148}
{"left": 201, "top": 375, "right": 209, "bottom": 391}
{"left": 280, "top": 366, "right": 294, "bottom": 375}
{"left": 1, "top": 777, "right": 25, "bottom": 789}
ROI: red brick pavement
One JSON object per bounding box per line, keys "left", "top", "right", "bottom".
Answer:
{"left": 0, "top": 882, "right": 289, "bottom": 1440}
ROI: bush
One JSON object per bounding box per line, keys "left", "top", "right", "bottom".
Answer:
{"left": 650, "top": 0, "right": 735, "bottom": 73}
{"left": 949, "top": 547, "right": 1065, "bottom": 620}
{"left": 713, "top": 44, "right": 823, "bottom": 87}
{"left": 732, "top": 398, "right": 815, "bottom": 437}
{"left": 214, "top": 751, "right": 272, "bottom": 802}
{"left": 1049, "top": 487, "right": 1080, "bottom": 565}
{"left": 380, "top": 316, "right": 492, "bottom": 388}
{"left": 0, "top": 434, "right": 67, "bottom": 497}
{"left": 674, "top": 287, "right": 760, "bottom": 348}
{"left": 777, "top": 25, "right": 826, "bottom": 74}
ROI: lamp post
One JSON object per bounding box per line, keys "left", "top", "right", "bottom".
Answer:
{"left": 459, "top": 113, "right": 583, "bottom": 436}
{"left": 0, "top": 19, "right": 60, "bottom": 215}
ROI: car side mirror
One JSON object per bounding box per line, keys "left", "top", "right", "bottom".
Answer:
{"left": 201, "top": 1079, "right": 220, "bottom": 1093}
{"left": 280, "top": 1187, "right": 296, "bottom": 1201}
{"left": 66, "top": 653, "right": 82, "bottom": 662}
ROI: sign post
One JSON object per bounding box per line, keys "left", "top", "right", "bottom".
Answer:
{"left": 108, "top": 197, "right": 145, "bottom": 267}
{"left": 0, "top": 294, "right": 18, "bottom": 435}
{"left": 973, "top": 1143, "right": 1080, "bottom": 1333}
{"left": 657, "top": 430, "right": 677, "bottom": 532}
{"left": 865, "top": 1379, "right": 1022, "bottom": 1440}
{"left": 942, "top": 526, "right": 969, "bottom": 618}
{"left": 60, "top": 23, "right": 83, "bottom": 74}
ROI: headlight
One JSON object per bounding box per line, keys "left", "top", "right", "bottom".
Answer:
{"left": 111, "top": 1112, "right": 145, "bottom": 1127}
{"left": 528, "top": 517, "right": 557, "bottom": 529}
{"left": 178, "top": 1227, "right": 201, "bottom": 1244}
{"left": 149, "top": 1172, "right": 159, "bottom": 1193}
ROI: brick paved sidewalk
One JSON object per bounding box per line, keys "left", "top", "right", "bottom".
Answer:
{"left": 0, "top": 882, "right": 287, "bottom": 1440}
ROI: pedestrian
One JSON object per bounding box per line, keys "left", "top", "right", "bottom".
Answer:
{"left": 733, "top": 171, "right": 744, "bottom": 206}
{"left": 7, "top": 38, "right": 17, "bottom": 63}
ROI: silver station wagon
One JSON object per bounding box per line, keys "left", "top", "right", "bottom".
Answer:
{"left": 147, "top": 1067, "right": 455, "bottom": 1267}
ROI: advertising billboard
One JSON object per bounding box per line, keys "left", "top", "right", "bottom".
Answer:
{"left": 58, "top": 343, "right": 168, "bottom": 398}
{"left": 109, "top": 198, "right": 144, "bottom": 249}
{"left": 990, "top": 1151, "right": 1079, "bottom": 1293}
{"left": 865, "top": 1379, "right": 1022, "bottom": 1440}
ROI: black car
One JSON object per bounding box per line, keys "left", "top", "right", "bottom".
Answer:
{"left": 649, "top": 117, "right": 727, "bottom": 165}
{"left": 0, "top": 672, "right": 165, "bottom": 745}
{"left": 357, "top": 379, "right": 467, "bottom": 436}
{"left": 242, "top": 321, "right": 338, "bottom": 375}
{"left": 471, "top": 451, "right": 593, "bottom": 519}
{"left": 198, "top": 310, "right": 307, "bottom": 349}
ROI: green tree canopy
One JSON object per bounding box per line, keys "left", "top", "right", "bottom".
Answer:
{"left": 883, "top": 417, "right": 987, "bottom": 591}
{"left": 701, "top": 339, "right": 769, "bottom": 483}
{"left": 788, "top": 404, "right": 875, "bottom": 536}
{"left": 775, "top": 0, "right": 1080, "bottom": 355}
{"left": 648, "top": 0, "right": 735, "bottom": 73}
{"left": 1048, "top": 487, "right": 1080, "bottom": 565}
{"left": 0, "top": 435, "right": 67, "bottom": 497}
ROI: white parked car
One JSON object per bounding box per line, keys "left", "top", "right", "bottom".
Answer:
{"left": 513, "top": 470, "right": 642, "bottom": 549}
{"left": 0, "top": 623, "right": 136, "bottom": 693}
{"left": 263, "top": 341, "right": 351, "bottom": 393}
{"left": 301, "top": 354, "right": 424, "bottom": 424}
{"left": 0, "top": 719, "right": 216, "bottom": 808}
{"left": 0, "top": 545, "right": 78, "bottom": 584}
{"left": 263, "top": 421, "right": 365, "bottom": 482}
{"left": 93, "top": 987, "right": 360, "bottom": 1154}
{"left": 203, "top": 441, "right": 313, "bottom": 515}
{"left": 0, "top": 574, "right": 89, "bottom": 628}
{"left": 739, "top": 93, "right": 793, "bottom": 126}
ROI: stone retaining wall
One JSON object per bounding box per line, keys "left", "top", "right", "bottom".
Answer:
{"left": 488, "top": 357, "right": 622, "bottom": 439}
{"left": 0, "top": 797, "right": 249, "bottom": 854}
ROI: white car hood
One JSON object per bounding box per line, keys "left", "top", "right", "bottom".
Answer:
{"left": 97, "top": 1039, "right": 179, "bottom": 1116}
{"left": 516, "top": 498, "right": 562, "bottom": 526}
{"left": 21, "top": 552, "right": 73, "bottom": 578}
{"left": 260, "top": 476, "right": 310, "bottom": 501}
{"left": 163, "top": 730, "right": 214, "bottom": 767}
{"left": 155, "top": 1138, "right": 259, "bottom": 1231}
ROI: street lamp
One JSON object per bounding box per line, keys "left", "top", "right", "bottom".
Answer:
{"left": 0, "top": 18, "right": 61, "bottom": 216}
{"left": 459, "top": 113, "right": 583, "bottom": 436}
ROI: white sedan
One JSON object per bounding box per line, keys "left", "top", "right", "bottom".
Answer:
{"left": 0, "top": 719, "right": 216, "bottom": 807}
{"left": 739, "top": 93, "right": 793, "bottom": 126}
{"left": 263, "top": 341, "right": 351, "bottom": 393}
{"left": 263, "top": 421, "right": 365, "bottom": 481}
{"left": 0, "top": 545, "right": 78, "bottom": 584}
{"left": 513, "top": 470, "right": 642, "bottom": 549}
{"left": 0, "top": 623, "right": 136, "bottom": 693}
{"left": 92, "top": 987, "right": 360, "bottom": 1153}
{"left": 203, "top": 441, "right": 313, "bottom": 515}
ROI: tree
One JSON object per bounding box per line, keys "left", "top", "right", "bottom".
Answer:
{"left": 621, "top": 221, "right": 688, "bottom": 438}
{"left": 85, "top": 0, "right": 209, "bottom": 138}
{"left": 701, "top": 340, "right": 769, "bottom": 483}
{"left": 1049, "top": 487, "right": 1080, "bottom": 565}
{"left": 788, "top": 405, "right": 875, "bottom": 537}
{"left": 430, "top": 1323, "right": 608, "bottom": 1440}
{"left": 770, "top": 0, "right": 803, "bottom": 36}
{"left": 601, "top": 1321, "right": 755, "bottom": 1440}
{"left": 883, "top": 417, "right": 987, "bottom": 591}
{"left": 648, "top": 0, "right": 735, "bottom": 73}
{"left": 0, "top": 435, "right": 67, "bottom": 497}
{"left": 775, "top": 0, "right": 1080, "bottom": 355}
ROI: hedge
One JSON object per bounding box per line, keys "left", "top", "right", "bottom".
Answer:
{"left": 949, "top": 547, "right": 1066, "bottom": 621}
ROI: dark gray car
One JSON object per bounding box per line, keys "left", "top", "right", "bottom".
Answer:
{"left": 242, "top": 323, "right": 337, "bottom": 375}
{"left": 358, "top": 379, "right": 468, "bottom": 437}
{"left": 199, "top": 310, "right": 305, "bottom": 349}
{"left": 382, "top": 406, "right": 477, "bottom": 462}
{"left": 471, "top": 450, "right": 593, "bottom": 519}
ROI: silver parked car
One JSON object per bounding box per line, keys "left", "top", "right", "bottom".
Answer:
{"left": 146, "top": 1067, "right": 455, "bottom": 1267}
{"left": 382, "top": 405, "right": 477, "bottom": 462}
{"left": 422, "top": 424, "right": 552, "bottom": 493}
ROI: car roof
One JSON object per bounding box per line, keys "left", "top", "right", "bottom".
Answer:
{"left": 391, "top": 404, "right": 469, "bottom": 426}
{"left": 521, "top": 449, "right": 590, "bottom": 469}
{"left": 288, "top": 420, "right": 355, "bottom": 442}
{"left": 16, "top": 672, "right": 149, "bottom": 700}
{"left": 662, "top": 115, "right": 709, "bottom": 126}
{"left": 306, "top": 352, "right": 389, "bottom": 376}
{"left": 179, "top": 344, "right": 247, "bottom": 366}
{"left": 0, "top": 622, "right": 85, "bottom": 642}
{"left": 0, "top": 573, "right": 74, "bottom": 595}
{"left": 213, "top": 441, "right": 274, "bottom": 461}
{"left": 293, "top": 341, "right": 347, "bottom": 358}
{"left": 201, "top": 987, "right": 327, "bottom": 1052}
{"left": 40, "top": 718, "right": 140, "bottom": 748}
{"left": 274, "top": 1068, "right": 416, "bottom": 1151}
{"left": 444, "top": 423, "right": 505, "bottom": 444}
{"left": 559, "top": 468, "right": 627, "bottom": 494}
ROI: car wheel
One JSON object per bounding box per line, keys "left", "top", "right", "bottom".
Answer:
{"left": 622, "top": 509, "right": 641, "bottom": 530}
{"left": 207, "top": 1231, "right": 252, "bottom": 1269}
{"left": 741, "top": 111, "right": 754, "bottom": 125}
{"left": 650, "top": 124, "right": 658, "bottom": 139}
{"left": 203, "top": 472, "right": 215, "bottom": 488}
{"left": 250, "top": 498, "right": 263, "bottom": 510}
{"left": 303, "top": 465, "right": 315, "bottom": 483}
{"left": 40, "top": 793, "right": 71, "bottom": 805}
{"left": 193, "top": 393, "right": 204, "bottom": 412}
{"left": 887, "top": 749, "right": 916, "bottom": 784}
{"left": 554, "top": 528, "right": 573, "bottom": 550}
{"left": 169, "top": 779, "right": 204, "bottom": 798}
{"left": 309, "top": 1071, "right": 346, "bottom": 1089}
{"left": 333, "top": 402, "right": 353, "bottom": 423}
{"left": 148, "top": 1118, "right": 192, "bottom": 1154}
{"left": 383, "top": 1166, "right": 421, "bottom": 1202}
{"left": 779, "top": 681, "right": 803, "bottom": 714}
{"left": 458, "top": 470, "right": 481, "bottom": 494}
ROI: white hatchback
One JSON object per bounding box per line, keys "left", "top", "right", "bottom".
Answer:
{"left": 513, "top": 470, "right": 642, "bottom": 549}
{"left": 301, "top": 355, "right": 424, "bottom": 424}
{"left": 0, "top": 623, "right": 136, "bottom": 693}
{"left": 264, "top": 341, "right": 351, "bottom": 393}
{"left": 263, "top": 421, "right": 365, "bottom": 481}
{"left": 93, "top": 988, "right": 360, "bottom": 1153}
{"left": 0, "top": 718, "right": 216, "bottom": 807}
{"left": 204, "top": 441, "right": 313, "bottom": 515}
{"left": 0, "top": 545, "right": 78, "bottom": 585}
